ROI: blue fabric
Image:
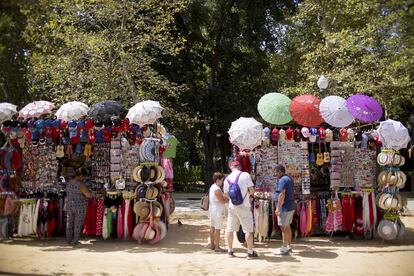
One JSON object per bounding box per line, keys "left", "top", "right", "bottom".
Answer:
{"left": 274, "top": 175, "right": 295, "bottom": 212}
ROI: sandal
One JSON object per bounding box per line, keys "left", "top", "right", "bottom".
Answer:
{"left": 214, "top": 247, "right": 226, "bottom": 253}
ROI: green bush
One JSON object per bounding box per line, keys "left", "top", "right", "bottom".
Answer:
{"left": 173, "top": 165, "right": 205, "bottom": 192}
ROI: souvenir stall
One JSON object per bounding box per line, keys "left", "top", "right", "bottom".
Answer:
{"left": 227, "top": 93, "right": 411, "bottom": 242}
{"left": 0, "top": 100, "right": 177, "bottom": 244}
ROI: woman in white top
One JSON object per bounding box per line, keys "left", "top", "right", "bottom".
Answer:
{"left": 209, "top": 172, "right": 228, "bottom": 252}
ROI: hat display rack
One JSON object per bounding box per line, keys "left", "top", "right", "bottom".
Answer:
{"left": 376, "top": 148, "right": 407, "bottom": 241}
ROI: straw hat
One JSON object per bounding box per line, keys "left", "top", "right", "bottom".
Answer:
{"left": 377, "top": 219, "right": 398, "bottom": 240}
{"left": 145, "top": 185, "right": 159, "bottom": 199}
{"left": 152, "top": 201, "right": 164, "bottom": 217}
{"left": 136, "top": 184, "right": 148, "bottom": 199}
{"left": 134, "top": 201, "right": 150, "bottom": 220}
{"left": 155, "top": 166, "right": 166, "bottom": 183}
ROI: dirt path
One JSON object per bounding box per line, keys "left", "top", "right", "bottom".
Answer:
{"left": 0, "top": 198, "right": 413, "bottom": 276}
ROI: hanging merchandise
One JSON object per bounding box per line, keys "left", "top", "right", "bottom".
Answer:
{"left": 0, "top": 103, "right": 17, "bottom": 125}
{"left": 88, "top": 100, "right": 124, "bottom": 121}
{"left": 353, "top": 148, "right": 376, "bottom": 190}
{"left": 278, "top": 141, "right": 305, "bottom": 195}
{"left": 346, "top": 94, "right": 383, "bottom": 123}
{"left": 329, "top": 142, "right": 354, "bottom": 189}
{"left": 228, "top": 117, "right": 263, "bottom": 150}
{"left": 19, "top": 101, "right": 55, "bottom": 120}
{"left": 162, "top": 136, "right": 179, "bottom": 159}
{"left": 290, "top": 94, "right": 324, "bottom": 127}
{"left": 377, "top": 119, "right": 411, "bottom": 151}
{"left": 319, "top": 96, "right": 354, "bottom": 128}
{"left": 126, "top": 100, "right": 164, "bottom": 126}
{"left": 55, "top": 101, "right": 89, "bottom": 121}
{"left": 254, "top": 146, "right": 278, "bottom": 189}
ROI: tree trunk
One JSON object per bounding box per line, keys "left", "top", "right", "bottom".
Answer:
{"left": 200, "top": 123, "right": 216, "bottom": 192}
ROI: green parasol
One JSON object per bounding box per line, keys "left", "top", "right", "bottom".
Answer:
{"left": 257, "top": 92, "right": 292, "bottom": 125}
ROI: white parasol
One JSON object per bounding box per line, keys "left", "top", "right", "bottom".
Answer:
{"left": 126, "top": 100, "right": 164, "bottom": 125}
{"left": 0, "top": 103, "right": 17, "bottom": 125}
{"left": 378, "top": 119, "right": 411, "bottom": 150}
{"left": 19, "top": 100, "right": 55, "bottom": 120}
{"left": 228, "top": 117, "right": 263, "bottom": 150}
{"left": 55, "top": 101, "right": 89, "bottom": 121}
{"left": 319, "top": 96, "right": 354, "bottom": 127}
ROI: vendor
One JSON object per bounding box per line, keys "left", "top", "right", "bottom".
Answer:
{"left": 66, "top": 168, "right": 92, "bottom": 245}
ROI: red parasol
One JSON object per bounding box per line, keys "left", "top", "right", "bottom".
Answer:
{"left": 290, "top": 94, "right": 324, "bottom": 127}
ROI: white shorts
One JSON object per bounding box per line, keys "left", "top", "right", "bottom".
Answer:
{"left": 210, "top": 215, "right": 224, "bottom": 229}
{"left": 226, "top": 206, "right": 253, "bottom": 234}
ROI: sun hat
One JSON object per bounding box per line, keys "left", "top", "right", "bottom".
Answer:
{"left": 377, "top": 171, "right": 388, "bottom": 186}
{"left": 325, "top": 128, "right": 333, "bottom": 142}
{"left": 309, "top": 127, "right": 318, "bottom": 142}
{"left": 378, "top": 219, "right": 398, "bottom": 240}
{"left": 347, "top": 129, "right": 355, "bottom": 142}
{"left": 139, "top": 166, "right": 150, "bottom": 182}
{"left": 143, "top": 224, "right": 156, "bottom": 240}
{"left": 318, "top": 128, "right": 326, "bottom": 140}
{"left": 149, "top": 166, "right": 158, "bottom": 182}
{"left": 134, "top": 201, "right": 150, "bottom": 219}
{"left": 263, "top": 127, "right": 270, "bottom": 140}
{"left": 155, "top": 166, "right": 166, "bottom": 183}
{"left": 152, "top": 201, "right": 164, "bottom": 217}
{"left": 145, "top": 185, "right": 159, "bottom": 199}
{"left": 293, "top": 128, "right": 301, "bottom": 142}
{"left": 301, "top": 127, "right": 310, "bottom": 138}
{"left": 136, "top": 184, "right": 148, "bottom": 199}
{"left": 339, "top": 128, "right": 348, "bottom": 141}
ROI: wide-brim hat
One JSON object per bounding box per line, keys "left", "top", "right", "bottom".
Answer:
{"left": 143, "top": 224, "right": 156, "bottom": 240}
{"left": 377, "top": 171, "right": 388, "bottom": 186}
{"left": 134, "top": 201, "right": 150, "bottom": 219}
{"left": 152, "top": 201, "right": 164, "bottom": 217}
{"left": 136, "top": 184, "right": 148, "bottom": 199}
{"left": 149, "top": 166, "right": 158, "bottom": 182}
{"left": 132, "top": 166, "right": 142, "bottom": 183}
{"left": 396, "top": 171, "right": 407, "bottom": 189}
{"left": 145, "top": 185, "right": 159, "bottom": 199}
{"left": 148, "top": 221, "right": 167, "bottom": 244}
{"left": 378, "top": 219, "right": 398, "bottom": 240}
{"left": 155, "top": 166, "right": 166, "bottom": 183}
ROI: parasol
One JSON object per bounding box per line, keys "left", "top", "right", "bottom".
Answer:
{"left": 55, "top": 101, "right": 89, "bottom": 121}
{"left": 346, "top": 94, "right": 383, "bottom": 122}
{"left": 257, "top": 93, "right": 292, "bottom": 125}
{"left": 378, "top": 119, "right": 411, "bottom": 150}
{"left": 126, "top": 100, "right": 164, "bottom": 126}
{"left": 228, "top": 117, "right": 263, "bottom": 150}
{"left": 290, "top": 94, "right": 324, "bottom": 127}
{"left": 0, "top": 103, "right": 17, "bottom": 125}
{"left": 19, "top": 101, "right": 55, "bottom": 120}
{"left": 319, "top": 96, "right": 353, "bottom": 127}
{"left": 88, "top": 100, "right": 124, "bottom": 121}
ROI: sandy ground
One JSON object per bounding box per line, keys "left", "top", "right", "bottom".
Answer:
{"left": 1, "top": 196, "right": 414, "bottom": 276}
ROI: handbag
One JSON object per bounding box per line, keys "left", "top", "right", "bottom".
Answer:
{"left": 200, "top": 194, "right": 209, "bottom": 211}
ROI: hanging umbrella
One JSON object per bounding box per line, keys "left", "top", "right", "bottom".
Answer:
{"left": 257, "top": 93, "right": 292, "bottom": 125}
{"left": 346, "top": 94, "right": 383, "bottom": 122}
{"left": 126, "top": 100, "right": 164, "bottom": 125}
{"left": 0, "top": 103, "right": 17, "bottom": 125}
{"left": 378, "top": 119, "right": 411, "bottom": 150}
{"left": 88, "top": 100, "right": 124, "bottom": 121}
{"left": 290, "top": 94, "right": 324, "bottom": 127}
{"left": 228, "top": 117, "right": 263, "bottom": 150}
{"left": 55, "top": 101, "right": 89, "bottom": 121}
{"left": 319, "top": 96, "right": 354, "bottom": 128}
{"left": 19, "top": 100, "right": 55, "bottom": 120}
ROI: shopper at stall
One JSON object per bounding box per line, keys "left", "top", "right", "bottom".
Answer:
{"left": 208, "top": 172, "right": 228, "bottom": 252}
{"left": 224, "top": 161, "right": 258, "bottom": 259}
{"left": 274, "top": 164, "right": 295, "bottom": 255}
{"left": 66, "top": 168, "right": 92, "bottom": 245}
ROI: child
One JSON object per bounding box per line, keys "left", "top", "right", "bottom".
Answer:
{"left": 208, "top": 172, "right": 228, "bottom": 252}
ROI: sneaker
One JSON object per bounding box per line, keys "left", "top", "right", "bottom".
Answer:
{"left": 214, "top": 247, "right": 227, "bottom": 253}
{"left": 287, "top": 246, "right": 293, "bottom": 253}
{"left": 228, "top": 251, "right": 235, "bottom": 257}
{"left": 247, "top": 251, "right": 259, "bottom": 259}
{"left": 274, "top": 247, "right": 290, "bottom": 255}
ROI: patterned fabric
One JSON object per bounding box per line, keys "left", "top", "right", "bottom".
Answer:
{"left": 96, "top": 199, "right": 104, "bottom": 236}
{"left": 66, "top": 207, "right": 86, "bottom": 243}
{"left": 325, "top": 199, "right": 343, "bottom": 233}
{"left": 66, "top": 179, "right": 88, "bottom": 211}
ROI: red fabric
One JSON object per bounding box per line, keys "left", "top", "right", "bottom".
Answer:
{"left": 341, "top": 195, "right": 355, "bottom": 232}
{"left": 290, "top": 94, "right": 324, "bottom": 127}
{"left": 128, "top": 200, "right": 134, "bottom": 239}
{"left": 47, "top": 201, "right": 56, "bottom": 237}
{"left": 354, "top": 196, "right": 364, "bottom": 235}
{"left": 318, "top": 128, "right": 326, "bottom": 139}
{"left": 285, "top": 128, "right": 294, "bottom": 141}
{"left": 96, "top": 199, "right": 104, "bottom": 236}
{"left": 242, "top": 155, "right": 251, "bottom": 173}
{"left": 368, "top": 193, "right": 374, "bottom": 229}
{"left": 121, "top": 200, "right": 126, "bottom": 239}
{"left": 83, "top": 199, "right": 97, "bottom": 235}
{"left": 271, "top": 128, "right": 279, "bottom": 141}
{"left": 339, "top": 128, "right": 348, "bottom": 141}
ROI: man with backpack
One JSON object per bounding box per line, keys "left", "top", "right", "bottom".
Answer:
{"left": 274, "top": 164, "right": 295, "bottom": 255}
{"left": 223, "top": 161, "right": 258, "bottom": 259}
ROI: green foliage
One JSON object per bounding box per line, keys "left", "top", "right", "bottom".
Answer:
{"left": 267, "top": 0, "right": 414, "bottom": 121}
{"left": 23, "top": 0, "right": 188, "bottom": 107}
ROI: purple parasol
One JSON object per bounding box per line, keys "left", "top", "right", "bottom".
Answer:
{"left": 346, "top": 94, "right": 383, "bottom": 122}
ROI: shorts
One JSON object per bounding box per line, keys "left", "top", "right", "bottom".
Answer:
{"left": 277, "top": 210, "right": 294, "bottom": 226}
{"left": 210, "top": 215, "right": 224, "bottom": 230}
{"left": 226, "top": 206, "right": 253, "bottom": 234}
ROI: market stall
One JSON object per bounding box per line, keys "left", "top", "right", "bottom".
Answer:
{"left": 228, "top": 93, "right": 411, "bottom": 242}
{"left": 0, "top": 100, "right": 177, "bottom": 244}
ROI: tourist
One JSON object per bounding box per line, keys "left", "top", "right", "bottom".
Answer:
{"left": 66, "top": 168, "right": 92, "bottom": 245}
{"left": 208, "top": 172, "right": 228, "bottom": 252}
{"left": 224, "top": 161, "right": 258, "bottom": 259}
{"left": 274, "top": 164, "right": 295, "bottom": 255}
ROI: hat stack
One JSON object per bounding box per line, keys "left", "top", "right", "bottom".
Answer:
{"left": 376, "top": 148, "right": 407, "bottom": 240}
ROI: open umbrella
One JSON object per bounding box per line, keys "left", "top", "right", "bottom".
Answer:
{"left": 228, "top": 117, "right": 263, "bottom": 150}
{"left": 55, "top": 101, "right": 89, "bottom": 121}
{"left": 126, "top": 100, "right": 164, "bottom": 126}
{"left": 0, "top": 103, "right": 17, "bottom": 125}
{"left": 257, "top": 93, "right": 292, "bottom": 125}
{"left": 346, "top": 94, "right": 383, "bottom": 122}
{"left": 319, "top": 96, "right": 353, "bottom": 127}
{"left": 88, "top": 100, "right": 124, "bottom": 121}
{"left": 290, "top": 94, "right": 324, "bottom": 127}
{"left": 378, "top": 119, "right": 411, "bottom": 150}
{"left": 19, "top": 100, "right": 55, "bottom": 120}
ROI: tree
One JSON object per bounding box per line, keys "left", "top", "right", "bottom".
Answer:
{"left": 155, "top": 0, "right": 297, "bottom": 187}
{"left": 0, "top": 0, "right": 29, "bottom": 104}
{"left": 267, "top": 0, "right": 414, "bottom": 122}
{"left": 23, "top": 0, "right": 187, "bottom": 107}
